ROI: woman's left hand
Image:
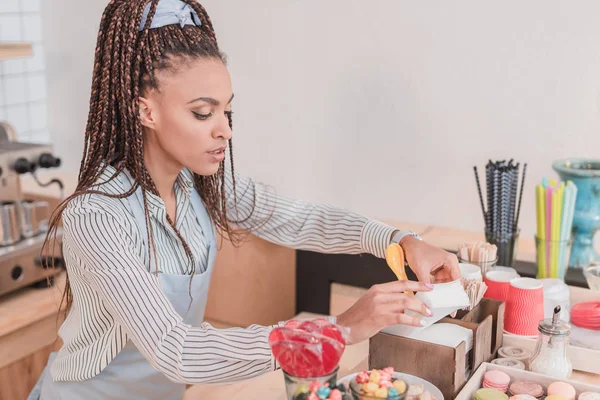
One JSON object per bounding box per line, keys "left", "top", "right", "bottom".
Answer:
{"left": 400, "top": 236, "right": 461, "bottom": 284}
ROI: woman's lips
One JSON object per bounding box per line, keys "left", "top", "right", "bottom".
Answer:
{"left": 207, "top": 147, "right": 226, "bottom": 162}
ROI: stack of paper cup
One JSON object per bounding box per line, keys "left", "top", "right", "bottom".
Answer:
{"left": 460, "top": 263, "right": 483, "bottom": 282}
{"left": 484, "top": 270, "right": 515, "bottom": 302}
{"left": 490, "top": 266, "right": 520, "bottom": 278}
{"left": 504, "top": 278, "right": 545, "bottom": 337}
{"left": 541, "top": 278, "right": 571, "bottom": 321}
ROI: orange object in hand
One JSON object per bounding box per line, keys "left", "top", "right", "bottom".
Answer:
{"left": 385, "top": 243, "right": 413, "bottom": 295}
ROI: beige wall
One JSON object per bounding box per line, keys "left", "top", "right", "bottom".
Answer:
{"left": 42, "top": 1, "right": 600, "bottom": 244}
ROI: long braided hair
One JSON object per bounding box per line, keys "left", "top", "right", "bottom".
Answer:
{"left": 43, "top": 0, "right": 247, "bottom": 316}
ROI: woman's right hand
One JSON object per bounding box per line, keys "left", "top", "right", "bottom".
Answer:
{"left": 336, "top": 280, "right": 434, "bottom": 345}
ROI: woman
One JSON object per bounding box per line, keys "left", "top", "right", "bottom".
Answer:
{"left": 30, "top": 0, "right": 460, "bottom": 399}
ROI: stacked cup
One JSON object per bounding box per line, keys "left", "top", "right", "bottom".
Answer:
{"left": 541, "top": 279, "right": 571, "bottom": 321}
{"left": 483, "top": 271, "right": 516, "bottom": 302}
{"left": 504, "top": 278, "right": 545, "bottom": 337}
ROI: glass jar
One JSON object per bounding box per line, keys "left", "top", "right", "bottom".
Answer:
{"left": 283, "top": 367, "right": 339, "bottom": 400}
{"left": 529, "top": 306, "right": 572, "bottom": 379}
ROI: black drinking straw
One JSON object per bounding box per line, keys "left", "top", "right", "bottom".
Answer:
{"left": 486, "top": 161, "right": 493, "bottom": 232}
{"left": 514, "top": 162, "right": 527, "bottom": 232}
{"left": 473, "top": 166, "right": 487, "bottom": 230}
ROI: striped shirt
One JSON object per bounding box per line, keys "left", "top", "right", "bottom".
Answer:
{"left": 51, "top": 164, "right": 397, "bottom": 384}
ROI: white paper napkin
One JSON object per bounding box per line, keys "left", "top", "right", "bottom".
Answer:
{"left": 381, "top": 280, "right": 470, "bottom": 338}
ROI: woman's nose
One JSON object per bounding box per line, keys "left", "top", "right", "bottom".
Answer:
{"left": 213, "top": 113, "right": 232, "bottom": 140}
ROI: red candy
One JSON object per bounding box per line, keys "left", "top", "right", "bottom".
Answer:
{"left": 329, "top": 389, "right": 343, "bottom": 400}
{"left": 356, "top": 371, "right": 370, "bottom": 384}
{"left": 309, "top": 380, "right": 321, "bottom": 393}
{"left": 269, "top": 319, "right": 346, "bottom": 378}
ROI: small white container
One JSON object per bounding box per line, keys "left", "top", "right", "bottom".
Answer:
{"left": 489, "top": 266, "right": 520, "bottom": 278}
{"left": 459, "top": 263, "right": 483, "bottom": 282}
{"left": 540, "top": 278, "right": 571, "bottom": 321}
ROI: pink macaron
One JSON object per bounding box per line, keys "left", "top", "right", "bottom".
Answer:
{"left": 548, "top": 382, "right": 577, "bottom": 400}
{"left": 483, "top": 370, "right": 511, "bottom": 393}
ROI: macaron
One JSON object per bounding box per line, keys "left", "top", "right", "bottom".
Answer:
{"left": 546, "top": 396, "right": 569, "bottom": 400}
{"left": 483, "top": 370, "right": 511, "bottom": 392}
{"left": 475, "top": 388, "right": 510, "bottom": 400}
{"left": 509, "top": 381, "right": 544, "bottom": 398}
{"left": 579, "top": 393, "right": 600, "bottom": 400}
{"left": 510, "top": 395, "right": 539, "bottom": 400}
{"left": 548, "top": 382, "right": 577, "bottom": 400}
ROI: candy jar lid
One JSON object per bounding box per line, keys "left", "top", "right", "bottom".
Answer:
{"left": 538, "top": 306, "right": 571, "bottom": 336}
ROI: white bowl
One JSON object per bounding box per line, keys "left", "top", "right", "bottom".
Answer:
{"left": 337, "top": 371, "right": 444, "bottom": 400}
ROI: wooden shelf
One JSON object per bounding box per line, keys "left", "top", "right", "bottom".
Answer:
{"left": 0, "top": 42, "right": 33, "bottom": 60}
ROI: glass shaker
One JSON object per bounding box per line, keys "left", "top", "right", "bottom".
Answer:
{"left": 529, "top": 306, "right": 572, "bottom": 379}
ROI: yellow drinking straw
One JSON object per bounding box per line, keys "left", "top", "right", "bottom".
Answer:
{"left": 551, "top": 187, "right": 560, "bottom": 278}
{"left": 536, "top": 184, "right": 546, "bottom": 278}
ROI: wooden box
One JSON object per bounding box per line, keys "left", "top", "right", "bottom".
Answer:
{"left": 369, "top": 332, "right": 467, "bottom": 400}
{"left": 457, "top": 298, "right": 505, "bottom": 355}
{"left": 369, "top": 315, "right": 493, "bottom": 400}
{"left": 455, "top": 362, "right": 600, "bottom": 400}
{"left": 439, "top": 315, "right": 493, "bottom": 374}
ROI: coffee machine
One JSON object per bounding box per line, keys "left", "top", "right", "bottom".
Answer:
{"left": 0, "top": 122, "right": 64, "bottom": 297}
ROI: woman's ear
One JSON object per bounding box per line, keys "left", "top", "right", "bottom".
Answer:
{"left": 139, "top": 96, "right": 156, "bottom": 129}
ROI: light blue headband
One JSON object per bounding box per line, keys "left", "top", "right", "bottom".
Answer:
{"left": 138, "top": 0, "right": 202, "bottom": 32}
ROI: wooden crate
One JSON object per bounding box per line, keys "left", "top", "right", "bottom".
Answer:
{"left": 457, "top": 298, "right": 505, "bottom": 355}
{"left": 440, "top": 314, "right": 493, "bottom": 374}
{"left": 369, "top": 332, "right": 467, "bottom": 400}
{"left": 369, "top": 308, "right": 494, "bottom": 400}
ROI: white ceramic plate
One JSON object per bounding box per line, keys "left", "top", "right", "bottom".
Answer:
{"left": 337, "top": 371, "right": 444, "bottom": 400}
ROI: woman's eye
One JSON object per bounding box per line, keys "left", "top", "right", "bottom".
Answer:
{"left": 192, "top": 111, "right": 212, "bottom": 120}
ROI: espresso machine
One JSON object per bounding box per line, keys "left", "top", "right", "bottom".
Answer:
{"left": 0, "top": 122, "right": 64, "bottom": 297}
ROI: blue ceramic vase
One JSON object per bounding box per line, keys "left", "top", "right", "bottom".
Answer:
{"left": 553, "top": 158, "right": 600, "bottom": 269}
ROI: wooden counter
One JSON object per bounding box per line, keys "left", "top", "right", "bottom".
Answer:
{"left": 183, "top": 306, "right": 600, "bottom": 400}
{"left": 1, "top": 217, "right": 598, "bottom": 399}
{"left": 184, "top": 285, "right": 600, "bottom": 399}
{"left": 0, "top": 274, "right": 65, "bottom": 400}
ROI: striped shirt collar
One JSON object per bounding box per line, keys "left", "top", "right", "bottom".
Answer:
{"left": 98, "top": 164, "right": 196, "bottom": 216}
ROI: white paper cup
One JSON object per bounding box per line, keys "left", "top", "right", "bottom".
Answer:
{"left": 490, "top": 266, "right": 520, "bottom": 278}
{"left": 460, "top": 263, "right": 483, "bottom": 281}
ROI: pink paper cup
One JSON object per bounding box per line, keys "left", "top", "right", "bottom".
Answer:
{"left": 484, "top": 270, "right": 514, "bottom": 302}
{"left": 504, "top": 278, "right": 544, "bottom": 336}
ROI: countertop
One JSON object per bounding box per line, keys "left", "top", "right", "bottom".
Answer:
{"left": 183, "top": 305, "right": 600, "bottom": 400}
{"left": 183, "top": 285, "right": 600, "bottom": 400}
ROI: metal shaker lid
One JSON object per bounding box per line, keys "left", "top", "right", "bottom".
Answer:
{"left": 538, "top": 305, "right": 571, "bottom": 336}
